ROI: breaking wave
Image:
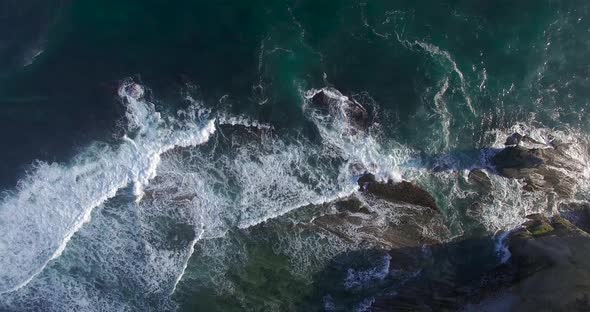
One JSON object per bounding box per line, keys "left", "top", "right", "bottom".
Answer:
{"left": 1, "top": 81, "right": 589, "bottom": 311}
{"left": 0, "top": 81, "right": 216, "bottom": 295}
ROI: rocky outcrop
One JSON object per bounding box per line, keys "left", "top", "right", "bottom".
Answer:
{"left": 358, "top": 173, "right": 438, "bottom": 211}
{"left": 468, "top": 169, "right": 493, "bottom": 191}
{"left": 503, "top": 214, "right": 590, "bottom": 311}
{"left": 492, "top": 134, "right": 583, "bottom": 197}
{"left": 309, "top": 172, "right": 447, "bottom": 248}
{"left": 297, "top": 130, "right": 589, "bottom": 311}
{"left": 367, "top": 213, "right": 590, "bottom": 312}
{"left": 559, "top": 201, "right": 590, "bottom": 233}
{"left": 252, "top": 171, "right": 449, "bottom": 252}
{"left": 309, "top": 88, "right": 370, "bottom": 131}
{"left": 309, "top": 195, "right": 449, "bottom": 249}
{"left": 504, "top": 133, "right": 547, "bottom": 149}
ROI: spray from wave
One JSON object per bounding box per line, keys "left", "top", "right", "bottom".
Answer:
{"left": 0, "top": 81, "right": 216, "bottom": 295}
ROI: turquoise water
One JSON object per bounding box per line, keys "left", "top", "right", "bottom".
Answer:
{"left": 1, "top": 1, "right": 590, "bottom": 311}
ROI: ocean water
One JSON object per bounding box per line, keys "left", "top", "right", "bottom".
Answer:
{"left": 1, "top": 1, "right": 590, "bottom": 311}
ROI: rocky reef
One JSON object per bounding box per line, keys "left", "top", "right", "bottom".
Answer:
{"left": 492, "top": 133, "right": 584, "bottom": 197}
{"left": 199, "top": 90, "right": 590, "bottom": 311}
{"left": 308, "top": 87, "right": 371, "bottom": 132}
{"left": 357, "top": 173, "right": 438, "bottom": 211}
{"left": 504, "top": 214, "right": 590, "bottom": 311}
{"left": 302, "top": 130, "right": 590, "bottom": 311}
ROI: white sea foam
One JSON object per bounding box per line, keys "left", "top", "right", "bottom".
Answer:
{"left": 494, "top": 231, "right": 512, "bottom": 263}
{"left": 171, "top": 229, "right": 204, "bottom": 296}
{"left": 147, "top": 86, "right": 418, "bottom": 298}
{"left": 177, "top": 88, "right": 426, "bottom": 285}
{"left": 0, "top": 81, "right": 216, "bottom": 294}
{"left": 393, "top": 33, "right": 475, "bottom": 115}
{"left": 171, "top": 87, "right": 412, "bottom": 231}
{"left": 3, "top": 76, "right": 588, "bottom": 311}
{"left": 470, "top": 123, "right": 590, "bottom": 231}
{"left": 434, "top": 77, "right": 452, "bottom": 149}
{"left": 0, "top": 192, "right": 206, "bottom": 311}
{"left": 413, "top": 40, "right": 475, "bottom": 115}
{"left": 344, "top": 254, "right": 392, "bottom": 289}
{"left": 218, "top": 115, "right": 273, "bottom": 130}
{"left": 303, "top": 87, "right": 414, "bottom": 184}
{"left": 354, "top": 297, "right": 376, "bottom": 312}
{"left": 23, "top": 47, "right": 44, "bottom": 67}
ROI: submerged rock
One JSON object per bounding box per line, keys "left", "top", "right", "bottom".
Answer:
{"left": 492, "top": 134, "right": 583, "bottom": 197}
{"left": 310, "top": 88, "right": 371, "bottom": 131}
{"left": 358, "top": 173, "right": 438, "bottom": 211}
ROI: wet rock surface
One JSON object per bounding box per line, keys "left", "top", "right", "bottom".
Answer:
{"left": 504, "top": 133, "right": 547, "bottom": 149}
{"left": 334, "top": 213, "right": 590, "bottom": 312}
{"left": 258, "top": 172, "right": 451, "bottom": 253}
{"left": 311, "top": 131, "right": 590, "bottom": 311}
{"left": 227, "top": 172, "right": 453, "bottom": 311}
{"left": 492, "top": 134, "right": 583, "bottom": 197}
{"left": 206, "top": 129, "right": 590, "bottom": 311}
{"left": 308, "top": 195, "right": 449, "bottom": 250}
{"left": 559, "top": 201, "right": 590, "bottom": 233}
{"left": 502, "top": 214, "right": 590, "bottom": 311}
{"left": 309, "top": 88, "right": 371, "bottom": 131}
{"left": 468, "top": 169, "right": 493, "bottom": 191}
{"left": 358, "top": 173, "right": 439, "bottom": 211}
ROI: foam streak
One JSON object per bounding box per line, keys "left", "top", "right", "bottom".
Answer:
{"left": 0, "top": 82, "right": 215, "bottom": 294}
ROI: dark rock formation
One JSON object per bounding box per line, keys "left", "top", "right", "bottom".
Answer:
{"left": 492, "top": 146, "right": 544, "bottom": 169}
{"left": 294, "top": 172, "right": 448, "bottom": 250}
{"left": 358, "top": 173, "right": 438, "bottom": 211}
{"left": 309, "top": 196, "right": 449, "bottom": 249}
{"left": 492, "top": 134, "right": 583, "bottom": 197}
{"left": 251, "top": 171, "right": 449, "bottom": 252}
{"left": 367, "top": 213, "right": 590, "bottom": 312}
{"left": 468, "top": 169, "right": 493, "bottom": 191}
{"left": 559, "top": 201, "right": 590, "bottom": 233}
{"left": 504, "top": 133, "right": 546, "bottom": 148}
{"left": 504, "top": 133, "right": 524, "bottom": 146}
{"left": 310, "top": 88, "right": 370, "bottom": 131}
{"left": 504, "top": 214, "right": 590, "bottom": 311}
